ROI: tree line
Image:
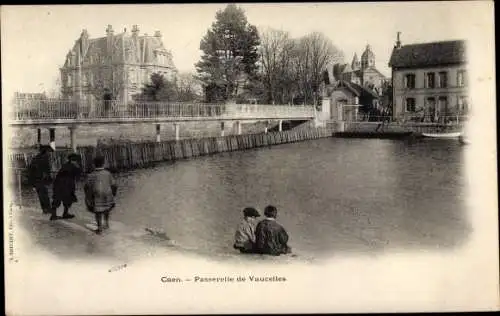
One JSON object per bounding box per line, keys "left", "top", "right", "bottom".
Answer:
{"left": 136, "top": 4, "right": 345, "bottom": 105}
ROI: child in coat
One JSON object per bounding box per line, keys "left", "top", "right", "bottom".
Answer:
{"left": 84, "top": 155, "right": 117, "bottom": 234}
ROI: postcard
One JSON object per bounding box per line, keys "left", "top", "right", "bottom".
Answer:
{"left": 2, "top": 2, "right": 498, "bottom": 314}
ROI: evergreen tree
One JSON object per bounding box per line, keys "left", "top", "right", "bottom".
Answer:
{"left": 136, "top": 73, "right": 178, "bottom": 102}
{"left": 196, "top": 4, "right": 260, "bottom": 102}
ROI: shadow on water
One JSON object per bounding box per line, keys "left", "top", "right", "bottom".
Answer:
{"left": 13, "top": 137, "right": 471, "bottom": 264}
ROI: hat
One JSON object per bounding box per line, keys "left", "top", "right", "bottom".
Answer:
{"left": 243, "top": 207, "right": 260, "bottom": 218}
{"left": 67, "top": 153, "right": 80, "bottom": 161}
{"left": 39, "top": 145, "right": 54, "bottom": 154}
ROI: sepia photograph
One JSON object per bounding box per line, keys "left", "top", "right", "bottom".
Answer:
{"left": 2, "top": 2, "right": 498, "bottom": 314}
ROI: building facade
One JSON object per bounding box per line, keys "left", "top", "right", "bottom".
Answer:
{"left": 60, "top": 25, "right": 177, "bottom": 106}
{"left": 388, "top": 36, "right": 468, "bottom": 121}
{"left": 322, "top": 80, "right": 379, "bottom": 121}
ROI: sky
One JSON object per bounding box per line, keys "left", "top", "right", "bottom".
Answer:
{"left": 1, "top": 2, "right": 494, "bottom": 99}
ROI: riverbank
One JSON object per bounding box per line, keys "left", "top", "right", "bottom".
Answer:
{"left": 334, "top": 131, "right": 416, "bottom": 139}
{"left": 9, "top": 127, "right": 332, "bottom": 183}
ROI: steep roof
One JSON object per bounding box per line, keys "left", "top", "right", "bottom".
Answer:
{"left": 389, "top": 40, "right": 466, "bottom": 68}
{"left": 64, "top": 31, "right": 176, "bottom": 68}
{"left": 335, "top": 80, "right": 379, "bottom": 99}
{"left": 361, "top": 45, "right": 375, "bottom": 61}
{"left": 342, "top": 63, "right": 353, "bottom": 73}
{"left": 362, "top": 66, "right": 387, "bottom": 79}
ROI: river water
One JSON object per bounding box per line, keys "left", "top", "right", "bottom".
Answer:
{"left": 15, "top": 137, "right": 471, "bottom": 261}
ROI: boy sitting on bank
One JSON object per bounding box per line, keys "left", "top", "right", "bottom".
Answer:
{"left": 233, "top": 207, "right": 260, "bottom": 253}
{"left": 254, "top": 205, "right": 292, "bottom": 256}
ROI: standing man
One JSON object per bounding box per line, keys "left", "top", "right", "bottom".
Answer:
{"left": 254, "top": 205, "right": 292, "bottom": 256}
{"left": 51, "top": 153, "right": 82, "bottom": 220}
{"left": 27, "top": 145, "right": 53, "bottom": 215}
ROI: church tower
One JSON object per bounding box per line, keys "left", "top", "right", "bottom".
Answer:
{"left": 351, "top": 53, "right": 360, "bottom": 71}
{"left": 361, "top": 44, "right": 376, "bottom": 70}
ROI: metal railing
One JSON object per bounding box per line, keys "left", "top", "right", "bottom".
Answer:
{"left": 343, "top": 114, "right": 469, "bottom": 124}
{"left": 10, "top": 99, "right": 315, "bottom": 122}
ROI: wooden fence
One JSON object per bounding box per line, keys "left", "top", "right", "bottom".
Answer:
{"left": 8, "top": 128, "right": 331, "bottom": 184}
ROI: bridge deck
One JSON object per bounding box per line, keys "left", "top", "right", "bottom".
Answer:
{"left": 8, "top": 100, "right": 315, "bottom": 127}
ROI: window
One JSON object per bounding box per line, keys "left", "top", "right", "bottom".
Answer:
{"left": 457, "top": 70, "right": 466, "bottom": 86}
{"left": 67, "top": 75, "right": 72, "bottom": 86}
{"left": 404, "top": 74, "right": 416, "bottom": 89}
{"left": 438, "top": 71, "right": 448, "bottom": 88}
{"left": 425, "top": 72, "right": 435, "bottom": 88}
{"left": 426, "top": 97, "right": 436, "bottom": 108}
{"left": 405, "top": 98, "right": 416, "bottom": 112}
{"left": 438, "top": 96, "right": 448, "bottom": 115}
{"left": 457, "top": 96, "right": 468, "bottom": 113}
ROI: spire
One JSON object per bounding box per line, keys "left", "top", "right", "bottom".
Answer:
{"left": 361, "top": 44, "right": 375, "bottom": 70}
{"left": 351, "top": 53, "right": 360, "bottom": 71}
{"left": 395, "top": 31, "right": 402, "bottom": 48}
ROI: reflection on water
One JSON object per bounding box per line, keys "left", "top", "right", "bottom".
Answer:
{"left": 16, "top": 137, "right": 470, "bottom": 261}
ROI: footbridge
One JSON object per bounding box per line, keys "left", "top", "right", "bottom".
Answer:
{"left": 8, "top": 99, "right": 316, "bottom": 150}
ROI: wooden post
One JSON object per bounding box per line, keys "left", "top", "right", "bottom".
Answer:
{"left": 37, "top": 128, "right": 41, "bottom": 149}
{"left": 156, "top": 124, "right": 161, "bottom": 142}
{"left": 220, "top": 121, "right": 225, "bottom": 137}
{"left": 278, "top": 120, "right": 283, "bottom": 132}
{"left": 49, "top": 128, "right": 56, "bottom": 151}
{"left": 69, "top": 126, "right": 77, "bottom": 152}
{"left": 17, "top": 170, "right": 22, "bottom": 206}
{"left": 174, "top": 123, "right": 180, "bottom": 141}
{"left": 235, "top": 121, "right": 242, "bottom": 135}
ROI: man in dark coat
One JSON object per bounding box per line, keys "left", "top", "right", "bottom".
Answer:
{"left": 50, "top": 153, "right": 82, "bottom": 220}
{"left": 254, "top": 205, "right": 292, "bottom": 256}
{"left": 27, "top": 145, "right": 53, "bottom": 214}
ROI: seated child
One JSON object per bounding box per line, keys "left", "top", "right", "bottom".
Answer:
{"left": 233, "top": 207, "right": 260, "bottom": 253}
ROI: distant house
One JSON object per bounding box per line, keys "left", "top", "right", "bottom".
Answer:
{"left": 60, "top": 25, "right": 177, "bottom": 107}
{"left": 388, "top": 35, "right": 468, "bottom": 122}
{"left": 324, "top": 80, "right": 379, "bottom": 121}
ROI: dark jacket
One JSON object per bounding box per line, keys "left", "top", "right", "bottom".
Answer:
{"left": 53, "top": 162, "right": 81, "bottom": 204}
{"left": 27, "top": 153, "right": 52, "bottom": 186}
{"left": 255, "top": 218, "right": 291, "bottom": 256}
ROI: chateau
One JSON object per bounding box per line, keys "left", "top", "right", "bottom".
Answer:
{"left": 60, "top": 25, "right": 177, "bottom": 106}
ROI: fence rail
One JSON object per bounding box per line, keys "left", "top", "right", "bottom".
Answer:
{"left": 10, "top": 99, "right": 315, "bottom": 122}
{"left": 8, "top": 127, "right": 332, "bottom": 186}
{"left": 344, "top": 114, "right": 469, "bottom": 124}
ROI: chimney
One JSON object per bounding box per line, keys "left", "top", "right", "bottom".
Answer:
{"left": 106, "top": 25, "right": 114, "bottom": 55}
{"left": 395, "top": 32, "right": 402, "bottom": 49}
{"left": 106, "top": 24, "right": 114, "bottom": 36}
{"left": 132, "top": 25, "right": 139, "bottom": 37}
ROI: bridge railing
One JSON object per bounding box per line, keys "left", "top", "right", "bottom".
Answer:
{"left": 226, "top": 103, "right": 315, "bottom": 119}
{"left": 344, "top": 114, "right": 469, "bottom": 124}
{"left": 10, "top": 99, "right": 315, "bottom": 121}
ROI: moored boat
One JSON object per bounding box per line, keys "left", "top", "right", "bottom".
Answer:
{"left": 422, "top": 132, "right": 462, "bottom": 139}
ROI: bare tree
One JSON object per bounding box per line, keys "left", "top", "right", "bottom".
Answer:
{"left": 293, "top": 32, "right": 344, "bottom": 105}
{"left": 259, "top": 28, "right": 296, "bottom": 104}
{"left": 176, "top": 72, "right": 203, "bottom": 102}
